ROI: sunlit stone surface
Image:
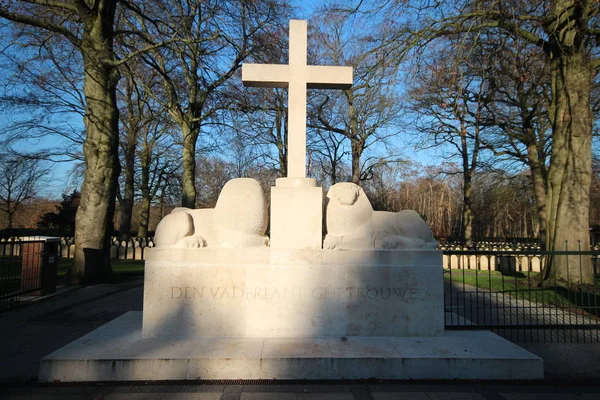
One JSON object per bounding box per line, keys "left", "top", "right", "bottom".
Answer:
{"left": 324, "top": 182, "right": 438, "bottom": 250}
{"left": 142, "top": 248, "right": 444, "bottom": 338}
{"left": 40, "top": 312, "right": 543, "bottom": 381}
{"left": 153, "top": 178, "right": 269, "bottom": 249}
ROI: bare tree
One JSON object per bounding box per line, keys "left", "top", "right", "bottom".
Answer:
{"left": 380, "top": 0, "right": 600, "bottom": 284}
{"left": 195, "top": 157, "right": 234, "bottom": 208}
{"left": 409, "top": 42, "right": 493, "bottom": 247}
{"left": 471, "top": 171, "right": 537, "bottom": 238}
{"left": 361, "top": 161, "right": 462, "bottom": 238}
{"left": 0, "top": 24, "right": 85, "bottom": 163}
{"left": 116, "top": 72, "right": 142, "bottom": 241}
{"left": 310, "top": 127, "right": 349, "bottom": 186}
{"left": 120, "top": 0, "right": 291, "bottom": 208}
{"left": 114, "top": 61, "right": 180, "bottom": 240}
{"left": 136, "top": 126, "right": 178, "bottom": 239}
{"left": 116, "top": 63, "right": 177, "bottom": 240}
{"left": 225, "top": 21, "right": 291, "bottom": 179}
{"left": 0, "top": 1, "right": 179, "bottom": 283}
{"left": 308, "top": 7, "right": 403, "bottom": 185}
{"left": 480, "top": 39, "right": 552, "bottom": 247}
{"left": 231, "top": 84, "right": 290, "bottom": 178}
{"left": 0, "top": 154, "right": 48, "bottom": 229}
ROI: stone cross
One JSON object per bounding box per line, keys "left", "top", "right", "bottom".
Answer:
{"left": 242, "top": 20, "right": 353, "bottom": 179}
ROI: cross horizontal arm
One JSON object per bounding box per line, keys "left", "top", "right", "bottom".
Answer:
{"left": 307, "top": 66, "right": 353, "bottom": 89}
{"left": 242, "top": 64, "right": 289, "bottom": 88}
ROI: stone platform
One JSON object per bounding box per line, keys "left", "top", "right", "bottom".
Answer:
{"left": 39, "top": 312, "right": 543, "bottom": 381}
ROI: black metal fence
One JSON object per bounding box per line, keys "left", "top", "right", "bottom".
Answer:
{"left": 4, "top": 234, "right": 600, "bottom": 343}
{"left": 0, "top": 237, "right": 59, "bottom": 311}
{"left": 443, "top": 248, "right": 600, "bottom": 343}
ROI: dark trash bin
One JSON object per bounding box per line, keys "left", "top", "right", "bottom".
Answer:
{"left": 20, "top": 236, "right": 60, "bottom": 295}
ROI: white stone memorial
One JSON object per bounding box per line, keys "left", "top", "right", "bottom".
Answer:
{"left": 39, "top": 20, "right": 542, "bottom": 382}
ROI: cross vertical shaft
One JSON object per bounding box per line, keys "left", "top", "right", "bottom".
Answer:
{"left": 288, "top": 20, "right": 308, "bottom": 178}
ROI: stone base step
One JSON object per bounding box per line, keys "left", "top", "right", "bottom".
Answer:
{"left": 39, "top": 312, "right": 542, "bottom": 381}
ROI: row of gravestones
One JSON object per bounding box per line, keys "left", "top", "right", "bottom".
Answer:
{"left": 0, "top": 237, "right": 596, "bottom": 268}
{"left": 438, "top": 241, "right": 543, "bottom": 251}
{"left": 58, "top": 237, "right": 157, "bottom": 260}
{"left": 0, "top": 237, "right": 155, "bottom": 260}
{"left": 443, "top": 253, "right": 544, "bottom": 272}
{"left": 439, "top": 241, "right": 600, "bottom": 251}
{"left": 439, "top": 241, "right": 600, "bottom": 272}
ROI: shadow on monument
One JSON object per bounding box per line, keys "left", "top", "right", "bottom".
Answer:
{"left": 82, "top": 250, "right": 442, "bottom": 379}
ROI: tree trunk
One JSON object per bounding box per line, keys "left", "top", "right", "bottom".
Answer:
{"left": 544, "top": 53, "right": 594, "bottom": 285}
{"left": 331, "top": 161, "right": 338, "bottom": 185}
{"left": 118, "top": 143, "right": 135, "bottom": 241}
{"left": 277, "top": 109, "right": 287, "bottom": 177}
{"left": 527, "top": 142, "right": 547, "bottom": 249}
{"left": 72, "top": 6, "right": 119, "bottom": 285}
{"left": 137, "top": 147, "right": 151, "bottom": 239}
{"left": 181, "top": 123, "right": 198, "bottom": 208}
{"left": 459, "top": 121, "right": 475, "bottom": 248}
{"left": 462, "top": 173, "right": 473, "bottom": 247}
{"left": 350, "top": 140, "right": 361, "bottom": 185}
{"left": 138, "top": 196, "right": 151, "bottom": 239}
{"left": 159, "top": 190, "right": 165, "bottom": 220}
{"left": 347, "top": 90, "right": 361, "bottom": 185}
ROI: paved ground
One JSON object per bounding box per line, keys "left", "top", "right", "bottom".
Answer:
{"left": 2, "top": 278, "right": 600, "bottom": 399}
{"left": 3, "top": 381, "right": 600, "bottom": 399}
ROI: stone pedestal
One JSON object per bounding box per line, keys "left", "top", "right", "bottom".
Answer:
{"left": 142, "top": 248, "right": 443, "bottom": 338}
{"left": 39, "top": 247, "right": 543, "bottom": 381}
{"left": 269, "top": 178, "right": 323, "bottom": 249}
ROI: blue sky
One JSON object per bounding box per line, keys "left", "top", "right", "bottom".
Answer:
{"left": 2, "top": 0, "right": 441, "bottom": 200}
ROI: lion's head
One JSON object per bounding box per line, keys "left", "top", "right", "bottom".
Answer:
{"left": 325, "top": 182, "right": 374, "bottom": 235}
{"left": 331, "top": 182, "right": 360, "bottom": 205}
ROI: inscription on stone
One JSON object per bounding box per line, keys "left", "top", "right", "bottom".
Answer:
{"left": 170, "top": 286, "right": 418, "bottom": 303}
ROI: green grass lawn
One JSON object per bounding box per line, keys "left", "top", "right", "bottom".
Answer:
{"left": 444, "top": 269, "right": 600, "bottom": 314}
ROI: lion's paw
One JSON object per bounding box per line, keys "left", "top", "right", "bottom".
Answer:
{"left": 323, "top": 235, "right": 341, "bottom": 249}
{"left": 176, "top": 236, "right": 207, "bottom": 248}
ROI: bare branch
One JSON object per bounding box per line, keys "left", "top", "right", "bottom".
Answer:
{"left": 108, "top": 37, "right": 187, "bottom": 68}
{"left": 0, "top": 7, "right": 81, "bottom": 46}
{"left": 21, "top": 0, "right": 77, "bottom": 12}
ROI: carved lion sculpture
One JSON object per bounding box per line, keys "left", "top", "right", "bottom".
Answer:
{"left": 323, "top": 182, "right": 437, "bottom": 250}
{"left": 154, "top": 178, "right": 269, "bottom": 248}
